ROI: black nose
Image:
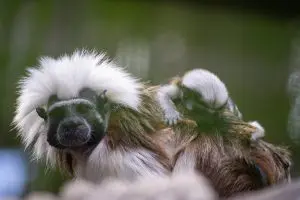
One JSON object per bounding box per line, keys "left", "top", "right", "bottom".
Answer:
{"left": 57, "top": 118, "right": 91, "bottom": 147}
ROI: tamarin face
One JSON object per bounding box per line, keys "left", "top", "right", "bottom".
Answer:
{"left": 178, "top": 86, "right": 224, "bottom": 129}
{"left": 180, "top": 86, "right": 212, "bottom": 111}
{"left": 36, "top": 89, "right": 109, "bottom": 150}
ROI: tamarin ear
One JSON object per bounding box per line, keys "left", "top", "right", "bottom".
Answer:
{"left": 97, "top": 89, "right": 108, "bottom": 103}
{"left": 100, "top": 89, "right": 107, "bottom": 99}
{"left": 96, "top": 89, "right": 110, "bottom": 111}
{"left": 36, "top": 107, "right": 48, "bottom": 120}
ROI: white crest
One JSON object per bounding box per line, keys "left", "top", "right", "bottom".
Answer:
{"left": 182, "top": 69, "right": 229, "bottom": 109}
{"left": 13, "top": 49, "right": 142, "bottom": 161}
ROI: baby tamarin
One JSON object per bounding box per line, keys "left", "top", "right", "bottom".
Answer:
{"left": 154, "top": 68, "right": 290, "bottom": 197}
{"left": 156, "top": 68, "right": 264, "bottom": 140}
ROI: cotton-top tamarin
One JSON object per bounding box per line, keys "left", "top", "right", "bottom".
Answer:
{"left": 156, "top": 68, "right": 265, "bottom": 140}
{"left": 13, "top": 50, "right": 172, "bottom": 183}
{"left": 154, "top": 68, "right": 291, "bottom": 197}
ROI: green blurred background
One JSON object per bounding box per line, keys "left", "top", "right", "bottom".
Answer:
{"left": 1, "top": 0, "right": 300, "bottom": 195}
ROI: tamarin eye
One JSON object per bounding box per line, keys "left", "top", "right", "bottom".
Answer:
{"left": 76, "top": 104, "right": 90, "bottom": 114}
{"left": 36, "top": 107, "right": 48, "bottom": 120}
{"left": 185, "top": 100, "right": 194, "bottom": 111}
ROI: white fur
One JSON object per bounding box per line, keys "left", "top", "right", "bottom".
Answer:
{"left": 48, "top": 99, "right": 95, "bottom": 111}
{"left": 182, "top": 69, "right": 229, "bottom": 109}
{"left": 76, "top": 138, "right": 170, "bottom": 183}
{"left": 173, "top": 150, "right": 196, "bottom": 173}
{"left": 156, "top": 84, "right": 182, "bottom": 125}
{"left": 249, "top": 121, "right": 265, "bottom": 141}
{"left": 157, "top": 69, "right": 229, "bottom": 125}
{"left": 61, "top": 171, "right": 216, "bottom": 200}
{"left": 13, "top": 49, "right": 142, "bottom": 162}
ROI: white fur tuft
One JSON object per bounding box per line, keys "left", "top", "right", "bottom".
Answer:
{"left": 249, "top": 121, "right": 265, "bottom": 141}
{"left": 182, "top": 69, "right": 229, "bottom": 109}
{"left": 77, "top": 139, "right": 170, "bottom": 183}
{"left": 13, "top": 49, "right": 142, "bottom": 161}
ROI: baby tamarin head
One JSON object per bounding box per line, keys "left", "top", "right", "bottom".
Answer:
{"left": 156, "top": 68, "right": 264, "bottom": 139}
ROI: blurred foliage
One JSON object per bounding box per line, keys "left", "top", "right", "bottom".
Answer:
{"left": 1, "top": 0, "right": 300, "bottom": 194}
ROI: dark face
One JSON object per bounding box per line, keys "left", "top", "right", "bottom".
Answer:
{"left": 180, "top": 86, "right": 218, "bottom": 111}
{"left": 179, "top": 87, "right": 219, "bottom": 128}
{"left": 36, "top": 89, "right": 109, "bottom": 150}
{"left": 178, "top": 87, "right": 235, "bottom": 133}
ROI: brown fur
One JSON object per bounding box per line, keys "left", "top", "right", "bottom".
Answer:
{"left": 53, "top": 84, "right": 291, "bottom": 198}
{"left": 167, "top": 115, "right": 291, "bottom": 197}
{"left": 54, "top": 85, "right": 172, "bottom": 180}
{"left": 172, "top": 134, "right": 290, "bottom": 197}
{"left": 145, "top": 85, "right": 291, "bottom": 197}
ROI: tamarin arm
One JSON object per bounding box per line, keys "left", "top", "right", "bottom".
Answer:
{"left": 157, "top": 84, "right": 182, "bottom": 125}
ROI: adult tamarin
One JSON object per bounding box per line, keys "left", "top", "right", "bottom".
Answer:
{"left": 13, "top": 50, "right": 172, "bottom": 183}
{"left": 155, "top": 68, "right": 291, "bottom": 197}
